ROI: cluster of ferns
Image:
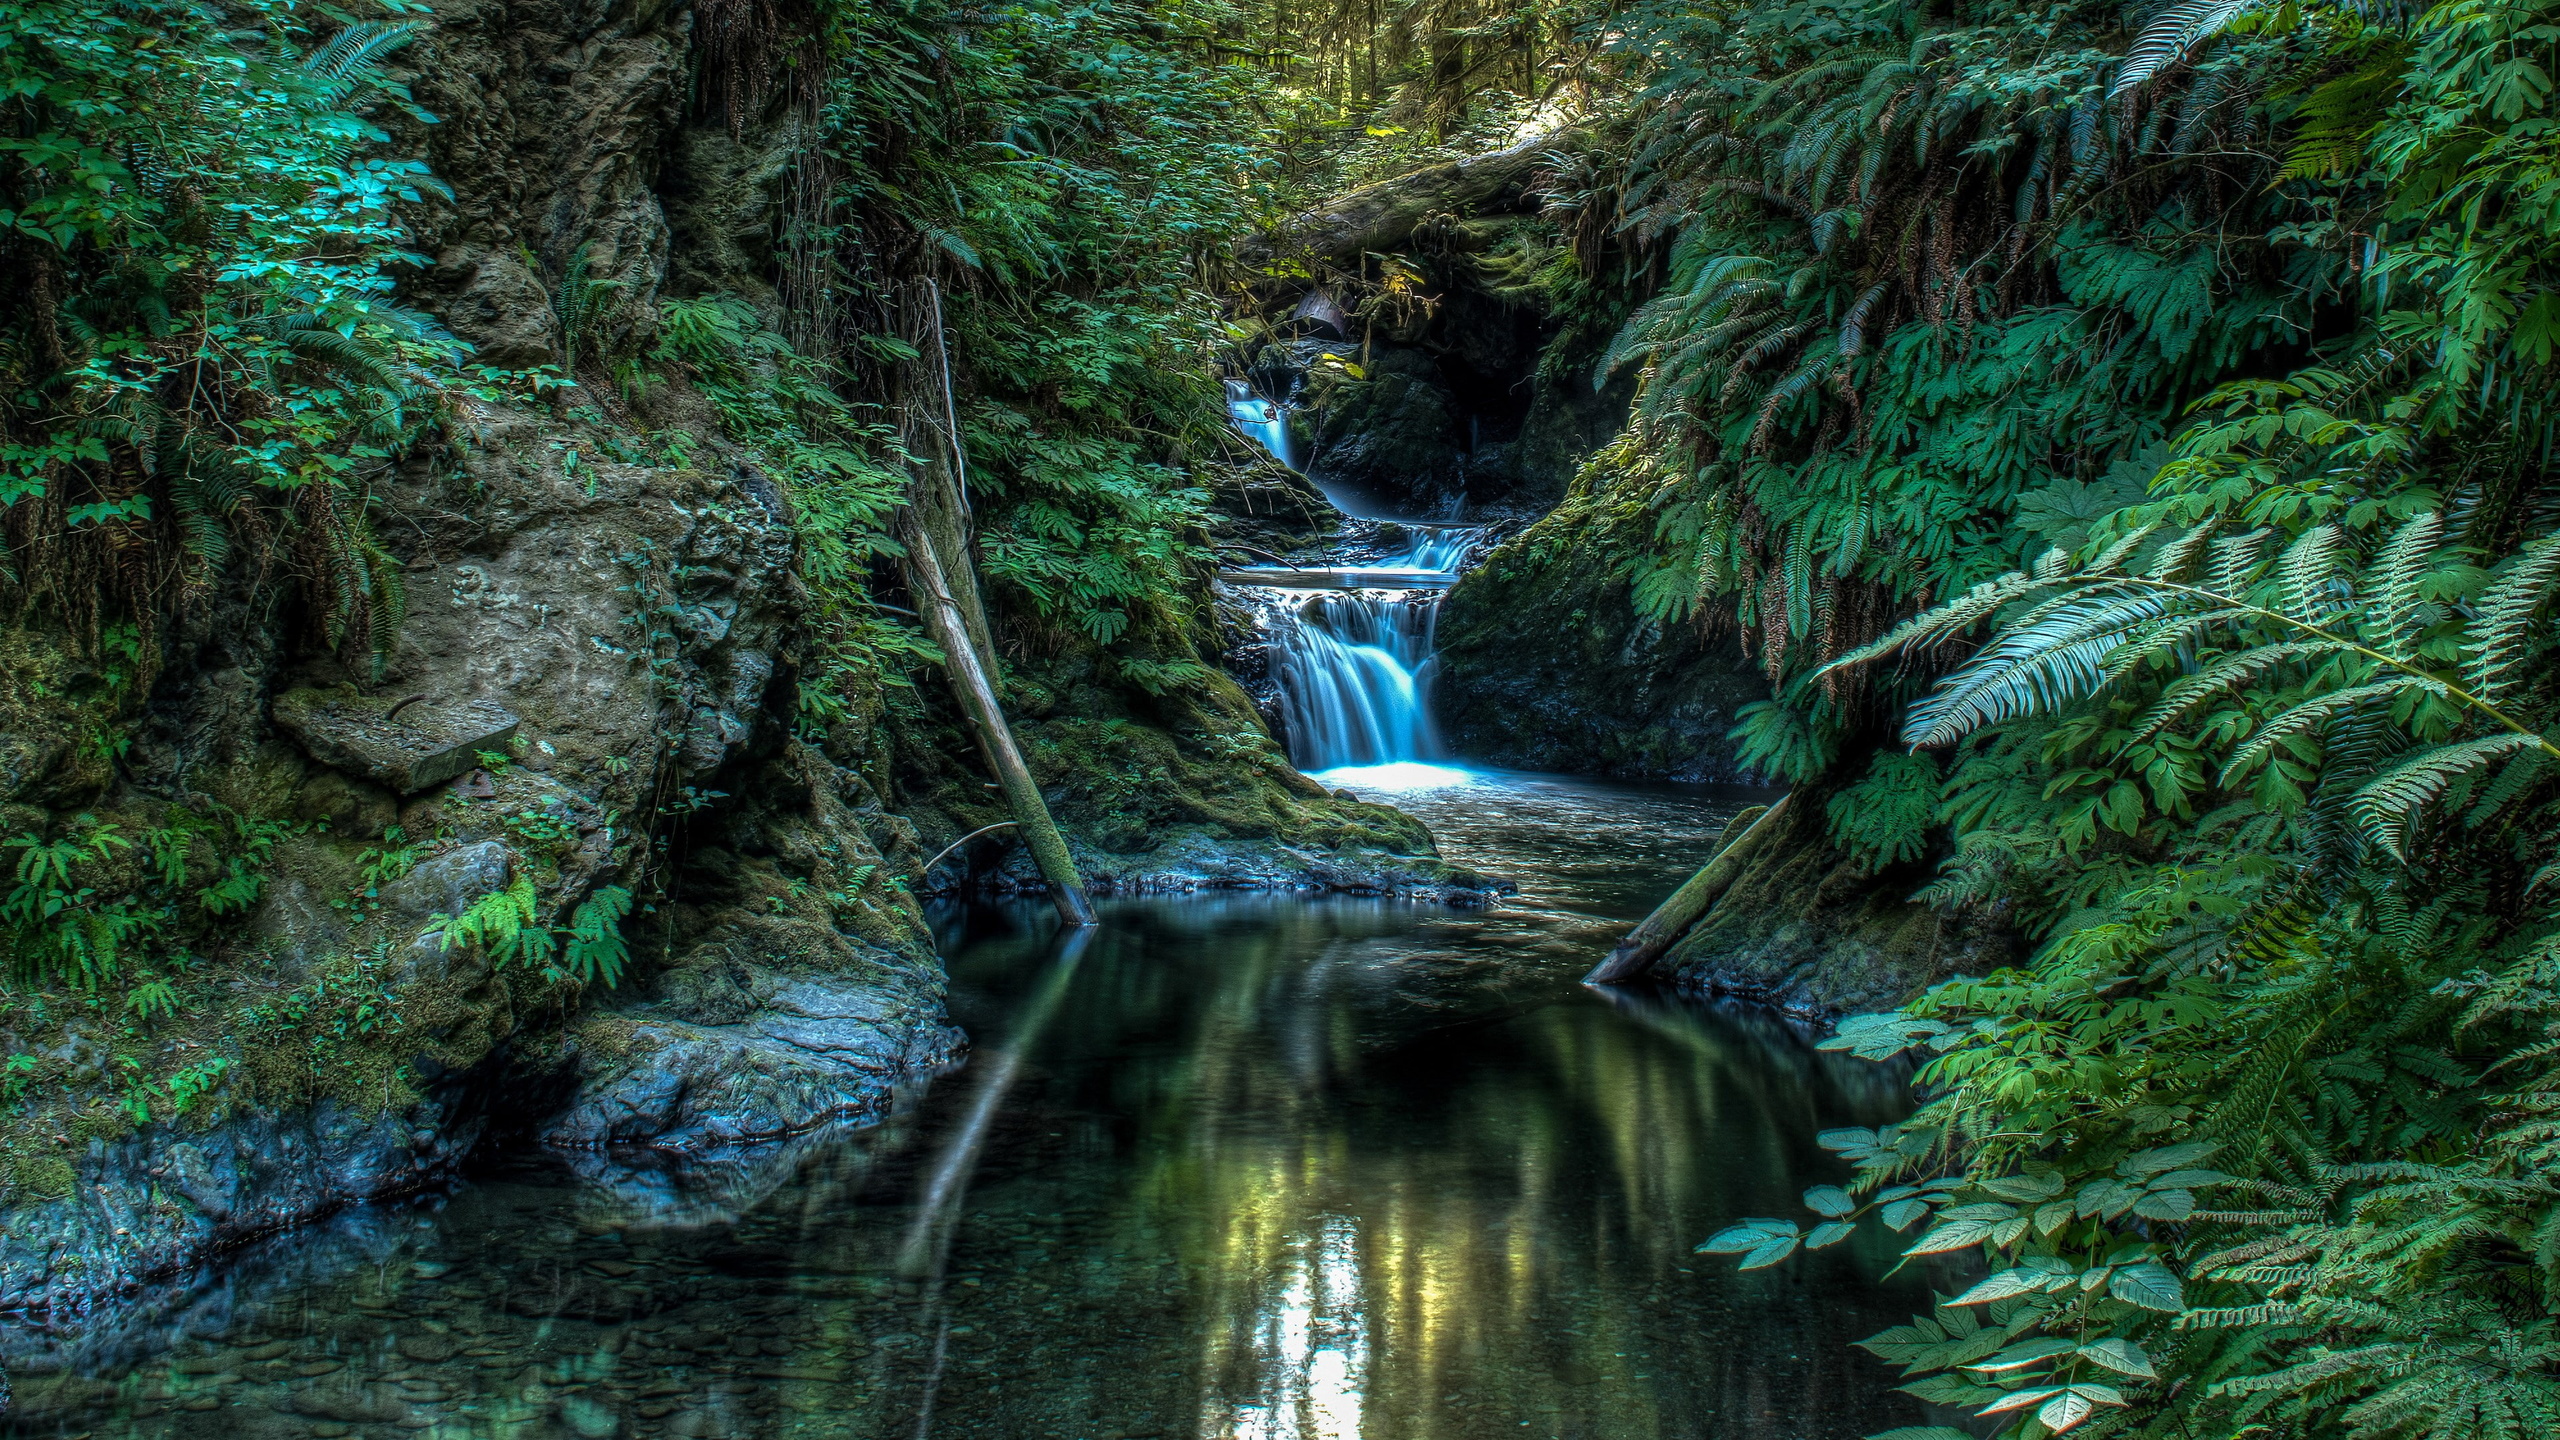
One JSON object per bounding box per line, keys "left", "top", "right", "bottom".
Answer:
{"left": 1527, "top": 2, "right": 2560, "bottom": 1438}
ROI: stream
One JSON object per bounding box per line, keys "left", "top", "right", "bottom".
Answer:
{"left": 0, "top": 772, "right": 1927, "bottom": 1440}
{"left": 0, "top": 397, "right": 1928, "bottom": 1440}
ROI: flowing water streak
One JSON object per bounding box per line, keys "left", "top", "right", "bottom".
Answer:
{"left": 1272, "top": 592, "right": 1445, "bottom": 770}
{"left": 1227, "top": 379, "right": 1295, "bottom": 469}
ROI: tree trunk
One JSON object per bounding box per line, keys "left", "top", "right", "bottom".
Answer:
{"left": 900, "top": 505, "right": 1097, "bottom": 927}
{"left": 1583, "top": 796, "right": 1790, "bottom": 985}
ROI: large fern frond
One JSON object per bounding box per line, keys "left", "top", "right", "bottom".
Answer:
{"left": 1904, "top": 588, "right": 2180, "bottom": 747}
{"left": 2466, "top": 534, "right": 2560, "bottom": 705}
{"left": 2221, "top": 678, "right": 2448, "bottom": 787}
{"left": 2351, "top": 734, "right": 2545, "bottom": 861}
{"left": 300, "top": 20, "right": 426, "bottom": 103}
{"left": 2364, "top": 509, "right": 2446, "bottom": 661}
{"left": 2112, "top": 0, "right": 2264, "bottom": 98}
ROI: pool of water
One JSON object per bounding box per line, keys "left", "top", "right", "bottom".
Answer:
{"left": 2, "top": 769, "right": 1929, "bottom": 1440}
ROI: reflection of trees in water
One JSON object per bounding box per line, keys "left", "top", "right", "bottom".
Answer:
{"left": 968, "top": 894, "right": 1931, "bottom": 1440}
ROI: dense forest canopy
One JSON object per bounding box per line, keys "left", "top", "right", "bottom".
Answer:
{"left": 9, "top": 0, "right": 2560, "bottom": 1435}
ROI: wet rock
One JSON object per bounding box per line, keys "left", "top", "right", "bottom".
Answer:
{"left": 272, "top": 688, "right": 521, "bottom": 796}
{"left": 1438, "top": 516, "right": 1769, "bottom": 781}
{"left": 540, "top": 978, "right": 962, "bottom": 1152}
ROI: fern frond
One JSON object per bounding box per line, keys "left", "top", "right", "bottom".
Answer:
{"left": 2113, "top": 0, "right": 2262, "bottom": 98}
{"left": 2131, "top": 639, "right": 2359, "bottom": 742}
{"left": 2465, "top": 534, "right": 2560, "bottom": 704}
{"left": 2364, "top": 509, "right": 2446, "bottom": 661}
{"left": 2351, "top": 733, "right": 2544, "bottom": 861}
{"left": 2147, "top": 517, "right": 2224, "bottom": 581}
{"left": 1905, "top": 587, "right": 2178, "bottom": 747}
{"left": 2222, "top": 679, "right": 2446, "bottom": 787}
{"left": 300, "top": 20, "right": 426, "bottom": 103}
{"left": 1817, "top": 570, "right": 2053, "bottom": 676}
{"left": 2277, "top": 522, "right": 2350, "bottom": 623}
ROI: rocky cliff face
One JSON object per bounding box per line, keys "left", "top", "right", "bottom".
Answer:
{"left": 1435, "top": 515, "right": 1769, "bottom": 782}
{"left": 0, "top": 0, "right": 1461, "bottom": 1348}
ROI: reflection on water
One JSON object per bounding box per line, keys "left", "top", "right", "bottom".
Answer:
{"left": 2, "top": 771, "right": 1926, "bottom": 1440}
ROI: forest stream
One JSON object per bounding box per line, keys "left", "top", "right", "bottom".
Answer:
{"left": 0, "top": 768, "right": 1929, "bottom": 1440}
{"left": 0, "top": 358, "right": 1936, "bottom": 1438}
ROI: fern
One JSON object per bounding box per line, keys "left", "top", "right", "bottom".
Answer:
{"left": 2351, "top": 735, "right": 2543, "bottom": 861}
{"left": 2114, "top": 0, "right": 2263, "bottom": 98}
{"left": 431, "top": 874, "right": 551, "bottom": 968}
{"left": 559, "top": 886, "right": 634, "bottom": 987}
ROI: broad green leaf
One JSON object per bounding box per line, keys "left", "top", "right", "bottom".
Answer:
{"left": 1804, "top": 1184, "right": 1858, "bottom": 1217}
{"left": 2038, "top": 1390, "right": 2098, "bottom": 1432}
{"left": 1950, "top": 1269, "right": 2046, "bottom": 1306}
{"left": 1964, "top": 1338, "right": 2076, "bottom": 1373}
{"left": 2132, "top": 1188, "right": 2196, "bottom": 1221}
{"left": 1975, "top": 1386, "right": 2063, "bottom": 1415}
{"left": 1980, "top": 1172, "right": 2067, "bottom": 1201}
{"left": 1699, "top": 1219, "right": 1799, "bottom": 1254}
{"left": 1807, "top": 1221, "right": 1858, "bottom": 1249}
{"left": 2077, "top": 1339, "right": 2156, "bottom": 1378}
{"left": 1740, "top": 1234, "right": 1802, "bottom": 1269}
{"left": 1907, "top": 1218, "right": 1999, "bottom": 1254}
{"left": 2120, "top": 1141, "right": 2219, "bottom": 1178}
{"left": 1880, "top": 1198, "right": 1931, "bottom": 1230}
{"left": 2146, "top": 1169, "right": 2236, "bottom": 1189}
{"left": 2109, "top": 1262, "right": 2185, "bottom": 1312}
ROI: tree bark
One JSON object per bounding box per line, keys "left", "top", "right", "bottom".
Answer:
{"left": 1583, "top": 795, "right": 1790, "bottom": 985}
{"left": 1235, "top": 123, "right": 1590, "bottom": 266}
{"left": 899, "top": 504, "right": 1097, "bottom": 927}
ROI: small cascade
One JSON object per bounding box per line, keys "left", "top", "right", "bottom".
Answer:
{"left": 1270, "top": 592, "right": 1446, "bottom": 770}
{"left": 1225, "top": 379, "right": 1294, "bottom": 469}
{"left": 1384, "top": 524, "right": 1487, "bottom": 572}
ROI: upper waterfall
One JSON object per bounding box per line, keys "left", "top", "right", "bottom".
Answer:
{"left": 1226, "top": 379, "right": 1295, "bottom": 470}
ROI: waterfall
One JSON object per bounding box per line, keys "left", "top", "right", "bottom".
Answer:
{"left": 1271, "top": 593, "right": 1445, "bottom": 770}
{"left": 1226, "top": 379, "right": 1294, "bottom": 469}
{"left": 1221, "top": 372, "right": 1482, "bottom": 784}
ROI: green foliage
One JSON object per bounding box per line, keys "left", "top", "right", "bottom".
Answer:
{"left": 557, "top": 886, "right": 634, "bottom": 988}
{"left": 1620, "top": 3, "right": 2560, "bottom": 1439}
{"left": 1, "top": 819, "right": 136, "bottom": 987}
{"left": 1, "top": 0, "right": 464, "bottom": 660}
{"left": 1730, "top": 695, "right": 1837, "bottom": 784}
{"left": 1827, "top": 751, "right": 1941, "bottom": 870}
{"left": 428, "top": 876, "right": 633, "bottom": 988}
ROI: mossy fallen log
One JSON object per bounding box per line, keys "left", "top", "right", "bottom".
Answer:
{"left": 1583, "top": 795, "right": 1790, "bottom": 985}
{"left": 1237, "top": 124, "right": 1590, "bottom": 266}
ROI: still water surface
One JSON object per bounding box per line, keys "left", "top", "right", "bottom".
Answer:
{"left": 4, "top": 769, "right": 1927, "bottom": 1440}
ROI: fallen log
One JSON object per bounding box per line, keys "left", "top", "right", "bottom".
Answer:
{"left": 899, "top": 280, "right": 1096, "bottom": 927}
{"left": 899, "top": 504, "right": 1096, "bottom": 928}
{"left": 1236, "top": 123, "right": 1590, "bottom": 267}
{"left": 1583, "top": 794, "right": 1791, "bottom": 986}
